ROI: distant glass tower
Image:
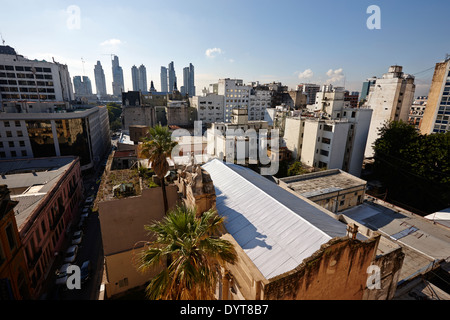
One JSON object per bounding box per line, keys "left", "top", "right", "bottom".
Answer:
{"left": 73, "top": 75, "right": 92, "bottom": 96}
{"left": 131, "top": 65, "right": 139, "bottom": 91}
{"left": 160, "top": 66, "right": 168, "bottom": 93}
{"left": 168, "top": 61, "right": 177, "bottom": 92}
{"left": 138, "top": 64, "right": 148, "bottom": 93}
{"left": 181, "top": 63, "right": 195, "bottom": 97}
{"left": 94, "top": 61, "right": 107, "bottom": 98}
{"left": 111, "top": 55, "right": 124, "bottom": 97}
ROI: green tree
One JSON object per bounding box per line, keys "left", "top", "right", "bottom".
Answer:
{"left": 287, "top": 161, "right": 308, "bottom": 176}
{"left": 373, "top": 120, "right": 450, "bottom": 214}
{"left": 140, "top": 125, "right": 178, "bottom": 213}
{"left": 139, "top": 206, "right": 237, "bottom": 300}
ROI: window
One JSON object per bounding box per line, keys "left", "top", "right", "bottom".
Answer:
{"left": 322, "top": 137, "right": 331, "bottom": 144}
{"left": 8, "top": 141, "right": 14, "bottom": 148}
{"left": 19, "top": 141, "right": 25, "bottom": 147}
{"left": 11, "top": 151, "right": 16, "bottom": 157}
{"left": 15, "top": 121, "right": 20, "bottom": 127}
{"left": 320, "top": 149, "right": 329, "bottom": 156}
{"left": 6, "top": 224, "right": 17, "bottom": 251}
{"left": 4, "top": 121, "right": 10, "bottom": 127}
{"left": 21, "top": 150, "right": 27, "bottom": 157}
{"left": 17, "top": 130, "right": 23, "bottom": 137}
{"left": 6, "top": 131, "right": 12, "bottom": 138}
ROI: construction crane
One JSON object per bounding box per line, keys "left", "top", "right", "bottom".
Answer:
{"left": 81, "top": 57, "right": 85, "bottom": 75}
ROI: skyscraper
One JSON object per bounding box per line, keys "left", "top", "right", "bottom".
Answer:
{"left": 420, "top": 57, "right": 450, "bottom": 134}
{"left": 138, "top": 64, "right": 148, "bottom": 93}
{"left": 112, "top": 55, "right": 124, "bottom": 97}
{"left": 94, "top": 61, "right": 107, "bottom": 98}
{"left": 168, "top": 61, "right": 177, "bottom": 92}
{"left": 160, "top": 66, "right": 168, "bottom": 93}
{"left": 131, "top": 65, "right": 139, "bottom": 91}
{"left": 181, "top": 63, "right": 196, "bottom": 97}
{"left": 73, "top": 75, "right": 92, "bottom": 96}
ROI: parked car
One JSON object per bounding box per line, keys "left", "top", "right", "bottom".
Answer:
{"left": 77, "top": 217, "right": 86, "bottom": 230}
{"left": 71, "top": 230, "right": 83, "bottom": 245}
{"left": 55, "top": 263, "right": 71, "bottom": 286}
{"left": 80, "top": 260, "right": 91, "bottom": 283}
{"left": 64, "top": 245, "right": 78, "bottom": 263}
{"left": 85, "top": 196, "right": 94, "bottom": 204}
{"left": 81, "top": 207, "right": 90, "bottom": 219}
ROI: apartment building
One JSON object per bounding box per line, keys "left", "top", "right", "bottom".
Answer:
{"left": 190, "top": 93, "right": 224, "bottom": 124}
{"left": 420, "top": 57, "right": 450, "bottom": 134}
{"left": 0, "top": 156, "right": 83, "bottom": 299}
{"left": 283, "top": 107, "right": 372, "bottom": 177}
{"left": 0, "top": 45, "right": 74, "bottom": 104}
{"left": 364, "top": 65, "right": 415, "bottom": 157}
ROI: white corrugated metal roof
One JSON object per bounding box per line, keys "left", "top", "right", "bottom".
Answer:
{"left": 202, "top": 159, "right": 349, "bottom": 280}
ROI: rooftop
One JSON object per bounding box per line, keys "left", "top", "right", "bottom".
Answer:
{"left": 279, "top": 169, "right": 367, "bottom": 198}
{"left": 0, "top": 156, "right": 77, "bottom": 229}
{"left": 202, "top": 159, "right": 361, "bottom": 280}
{"left": 341, "top": 197, "right": 450, "bottom": 282}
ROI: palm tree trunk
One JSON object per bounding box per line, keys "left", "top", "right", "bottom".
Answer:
{"left": 161, "top": 176, "right": 168, "bottom": 214}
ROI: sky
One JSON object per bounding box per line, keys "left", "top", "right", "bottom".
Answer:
{"left": 1, "top": 0, "right": 449, "bottom": 97}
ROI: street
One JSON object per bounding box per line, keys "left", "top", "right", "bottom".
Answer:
{"left": 44, "top": 148, "right": 111, "bottom": 300}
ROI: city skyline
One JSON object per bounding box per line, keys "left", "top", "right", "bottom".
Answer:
{"left": 1, "top": 0, "right": 449, "bottom": 97}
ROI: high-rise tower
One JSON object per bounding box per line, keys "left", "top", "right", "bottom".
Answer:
{"left": 94, "top": 61, "right": 107, "bottom": 98}
{"left": 112, "top": 55, "right": 124, "bottom": 97}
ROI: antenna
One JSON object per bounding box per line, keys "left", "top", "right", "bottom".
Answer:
{"left": 0, "top": 33, "right": 5, "bottom": 45}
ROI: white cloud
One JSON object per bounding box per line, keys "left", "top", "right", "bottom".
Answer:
{"left": 100, "top": 39, "right": 122, "bottom": 46}
{"left": 205, "top": 47, "right": 223, "bottom": 58}
{"left": 229, "top": 58, "right": 235, "bottom": 63}
{"left": 326, "top": 68, "right": 344, "bottom": 83}
{"left": 297, "top": 69, "right": 314, "bottom": 80}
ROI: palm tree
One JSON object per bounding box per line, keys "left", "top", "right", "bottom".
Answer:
{"left": 140, "top": 124, "right": 178, "bottom": 214}
{"left": 138, "top": 205, "right": 237, "bottom": 300}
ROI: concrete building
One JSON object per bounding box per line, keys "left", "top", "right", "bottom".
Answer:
{"left": 97, "top": 163, "right": 179, "bottom": 299}
{"left": 94, "top": 61, "right": 107, "bottom": 98}
{"left": 297, "top": 83, "right": 320, "bottom": 105}
{"left": 0, "top": 185, "right": 32, "bottom": 300}
{"left": 344, "top": 90, "right": 359, "bottom": 108}
{"left": 419, "top": 57, "right": 450, "bottom": 134}
{"left": 249, "top": 88, "right": 271, "bottom": 121}
{"left": 408, "top": 96, "right": 427, "bottom": 131}
{"left": 283, "top": 107, "right": 372, "bottom": 177}
{"left": 190, "top": 93, "right": 224, "bottom": 124}
{"left": 166, "top": 100, "right": 195, "bottom": 127}
{"left": 218, "top": 78, "right": 251, "bottom": 123}
{"left": 364, "top": 66, "right": 416, "bottom": 158}
{"left": 276, "top": 168, "right": 450, "bottom": 299}
{"left": 0, "top": 45, "right": 74, "bottom": 103}
{"left": 0, "top": 156, "right": 83, "bottom": 299}
{"left": 0, "top": 103, "right": 111, "bottom": 171}
{"left": 201, "top": 159, "right": 402, "bottom": 300}
{"left": 278, "top": 169, "right": 367, "bottom": 213}
{"left": 111, "top": 55, "right": 124, "bottom": 97}
{"left": 208, "top": 108, "right": 269, "bottom": 162}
